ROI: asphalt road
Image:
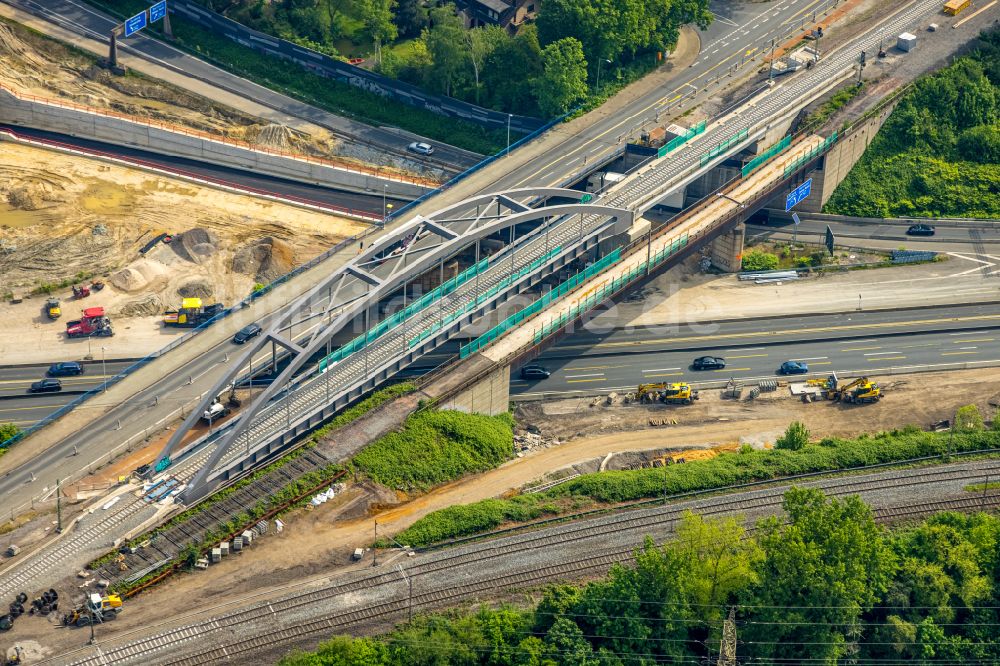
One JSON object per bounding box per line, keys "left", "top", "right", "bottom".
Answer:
{"left": 0, "top": 360, "right": 137, "bottom": 425}
{"left": 1, "top": 0, "right": 481, "bottom": 171}
{"left": 1, "top": 124, "right": 395, "bottom": 215}
{"left": 512, "top": 302, "right": 1000, "bottom": 396}
{"left": 749, "top": 217, "right": 1000, "bottom": 246}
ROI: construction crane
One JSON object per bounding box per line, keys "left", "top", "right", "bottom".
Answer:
{"left": 637, "top": 382, "right": 699, "bottom": 404}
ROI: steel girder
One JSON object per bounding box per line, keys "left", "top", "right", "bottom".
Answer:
{"left": 154, "top": 187, "right": 631, "bottom": 494}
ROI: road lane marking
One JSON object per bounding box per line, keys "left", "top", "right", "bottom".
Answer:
{"left": 728, "top": 353, "right": 768, "bottom": 358}
{"left": 867, "top": 356, "right": 905, "bottom": 361}
{"left": 568, "top": 364, "right": 627, "bottom": 371}
{"left": 807, "top": 361, "right": 831, "bottom": 366}
{"left": 942, "top": 351, "right": 979, "bottom": 356}
{"left": 790, "top": 357, "right": 828, "bottom": 361}
{"left": 715, "top": 367, "right": 750, "bottom": 372}
{"left": 954, "top": 338, "right": 994, "bottom": 343}
{"left": 642, "top": 367, "right": 681, "bottom": 372}
{"left": 566, "top": 378, "right": 607, "bottom": 384}
{"left": 863, "top": 351, "right": 900, "bottom": 356}
{"left": 565, "top": 373, "right": 605, "bottom": 378}
{"left": 644, "top": 372, "right": 683, "bottom": 378}
{"left": 842, "top": 346, "right": 881, "bottom": 351}
{"left": 728, "top": 347, "right": 766, "bottom": 352}
{"left": 959, "top": 346, "right": 979, "bottom": 350}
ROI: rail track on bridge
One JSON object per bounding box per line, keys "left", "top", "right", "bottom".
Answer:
{"left": 56, "top": 459, "right": 1000, "bottom": 666}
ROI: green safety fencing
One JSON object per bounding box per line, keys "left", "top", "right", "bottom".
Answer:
{"left": 783, "top": 132, "right": 838, "bottom": 178}
{"left": 407, "top": 245, "right": 564, "bottom": 349}
{"left": 459, "top": 248, "right": 625, "bottom": 359}
{"left": 741, "top": 135, "right": 792, "bottom": 178}
{"left": 700, "top": 128, "right": 750, "bottom": 167}
{"left": 530, "top": 234, "right": 689, "bottom": 346}
{"left": 317, "top": 257, "right": 490, "bottom": 372}
{"left": 657, "top": 120, "right": 707, "bottom": 158}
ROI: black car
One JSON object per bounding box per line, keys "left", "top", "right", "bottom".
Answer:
{"left": 692, "top": 356, "right": 726, "bottom": 371}
{"left": 29, "top": 379, "right": 62, "bottom": 393}
{"left": 47, "top": 361, "right": 84, "bottom": 377}
{"left": 520, "top": 365, "right": 551, "bottom": 380}
{"left": 233, "top": 323, "right": 263, "bottom": 344}
{"left": 906, "top": 224, "right": 935, "bottom": 236}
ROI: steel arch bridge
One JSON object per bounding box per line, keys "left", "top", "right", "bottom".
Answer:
{"left": 155, "top": 187, "right": 632, "bottom": 500}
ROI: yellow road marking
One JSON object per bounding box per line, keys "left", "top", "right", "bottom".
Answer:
{"left": 0, "top": 403, "right": 67, "bottom": 413}
{"left": 807, "top": 361, "right": 831, "bottom": 366}
{"left": 565, "top": 364, "right": 626, "bottom": 371}
{"left": 841, "top": 346, "right": 881, "bottom": 352}
{"left": 644, "top": 372, "right": 683, "bottom": 378}
{"left": 728, "top": 353, "right": 768, "bottom": 359}
{"left": 715, "top": 367, "right": 750, "bottom": 372}
{"left": 867, "top": 356, "right": 905, "bottom": 361}
{"left": 954, "top": 338, "right": 994, "bottom": 343}
{"left": 567, "top": 378, "right": 607, "bottom": 384}
{"left": 942, "top": 351, "right": 979, "bottom": 356}
{"left": 566, "top": 314, "right": 1000, "bottom": 352}
{"left": 0, "top": 375, "right": 109, "bottom": 386}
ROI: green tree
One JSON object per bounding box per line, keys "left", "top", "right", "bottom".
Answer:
{"left": 740, "top": 249, "right": 779, "bottom": 271}
{"left": 958, "top": 124, "right": 1000, "bottom": 163}
{"left": 0, "top": 422, "right": 19, "bottom": 444}
{"left": 481, "top": 26, "right": 543, "bottom": 113}
{"left": 535, "top": 37, "right": 589, "bottom": 117}
{"left": 543, "top": 617, "right": 596, "bottom": 666}
{"left": 393, "top": 0, "right": 426, "bottom": 39}
{"left": 465, "top": 25, "right": 508, "bottom": 105}
{"left": 775, "top": 421, "right": 809, "bottom": 451}
{"left": 745, "top": 488, "right": 895, "bottom": 664}
{"left": 424, "top": 4, "right": 468, "bottom": 96}
{"left": 954, "top": 404, "right": 984, "bottom": 432}
{"left": 361, "top": 0, "right": 397, "bottom": 66}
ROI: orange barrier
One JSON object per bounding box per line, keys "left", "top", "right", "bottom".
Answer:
{"left": 0, "top": 80, "right": 440, "bottom": 187}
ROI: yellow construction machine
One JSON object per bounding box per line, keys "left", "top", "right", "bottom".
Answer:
{"left": 62, "top": 593, "right": 123, "bottom": 627}
{"left": 637, "top": 382, "right": 699, "bottom": 405}
{"left": 817, "top": 373, "right": 882, "bottom": 404}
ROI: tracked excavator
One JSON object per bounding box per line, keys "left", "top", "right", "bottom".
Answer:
{"left": 637, "top": 382, "right": 700, "bottom": 405}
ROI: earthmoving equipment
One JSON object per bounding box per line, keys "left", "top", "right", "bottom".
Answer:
{"left": 65, "top": 307, "right": 112, "bottom": 338}
{"left": 162, "top": 297, "right": 224, "bottom": 327}
{"left": 62, "top": 593, "right": 122, "bottom": 627}
{"left": 71, "top": 284, "right": 90, "bottom": 299}
{"left": 819, "top": 373, "right": 882, "bottom": 404}
{"left": 45, "top": 298, "right": 61, "bottom": 320}
{"left": 637, "top": 382, "right": 699, "bottom": 405}
{"left": 5, "top": 645, "right": 23, "bottom": 665}
{"left": 943, "top": 0, "right": 969, "bottom": 15}
{"left": 201, "top": 401, "right": 231, "bottom": 424}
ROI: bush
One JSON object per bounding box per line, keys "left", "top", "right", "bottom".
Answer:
{"left": 955, "top": 404, "right": 985, "bottom": 432}
{"left": 353, "top": 410, "right": 514, "bottom": 492}
{"left": 741, "top": 250, "right": 779, "bottom": 272}
{"left": 0, "top": 422, "right": 20, "bottom": 444}
{"left": 395, "top": 427, "right": 1000, "bottom": 547}
{"left": 776, "top": 421, "right": 809, "bottom": 451}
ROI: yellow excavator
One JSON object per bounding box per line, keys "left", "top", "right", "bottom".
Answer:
{"left": 815, "top": 373, "right": 882, "bottom": 404}
{"left": 62, "top": 593, "right": 123, "bottom": 627}
{"left": 637, "top": 382, "right": 699, "bottom": 405}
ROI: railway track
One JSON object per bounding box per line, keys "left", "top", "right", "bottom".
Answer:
{"left": 55, "top": 460, "right": 1000, "bottom": 666}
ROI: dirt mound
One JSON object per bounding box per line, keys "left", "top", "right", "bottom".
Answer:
{"left": 116, "top": 294, "right": 163, "bottom": 317}
{"left": 255, "top": 124, "right": 295, "bottom": 151}
{"left": 171, "top": 228, "right": 219, "bottom": 263}
{"left": 177, "top": 279, "right": 214, "bottom": 299}
{"left": 231, "top": 237, "right": 296, "bottom": 282}
{"left": 6, "top": 185, "right": 44, "bottom": 210}
{"left": 110, "top": 259, "right": 169, "bottom": 293}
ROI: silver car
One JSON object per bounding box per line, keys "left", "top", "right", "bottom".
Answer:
{"left": 407, "top": 141, "right": 434, "bottom": 156}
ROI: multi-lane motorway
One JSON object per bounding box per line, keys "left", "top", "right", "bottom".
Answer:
{"left": 512, "top": 302, "right": 1000, "bottom": 396}
{"left": 0, "top": 360, "right": 135, "bottom": 426}
{"left": 750, "top": 216, "right": 1000, "bottom": 251}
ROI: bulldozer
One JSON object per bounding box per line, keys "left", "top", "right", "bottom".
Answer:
{"left": 637, "top": 382, "right": 699, "bottom": 405}
{"left": 819, "top": 373, "right": 882, "bottom": 404}
{"left": 62, "top": 593, "right": 123, "bottom": 627}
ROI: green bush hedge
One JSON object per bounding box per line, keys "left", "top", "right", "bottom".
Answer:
{"left": 353, "top": 410, "right": 515, "bottom": 492}
{"left": 394, "top": 426, "right": 1000, "bottom": 547}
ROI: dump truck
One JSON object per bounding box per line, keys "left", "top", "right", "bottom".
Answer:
{"left": 163, "top": 298, "right": 224, "bottom": 327}
{"left": 65, "top": 307, "right": 113, "bottom": 338}
{"left": 943, "top": 0, "right": 970, "bottom": 15}
{"left": 45, "top": 298, "right": 61, "bottom": 320}
{"left": 62, "top": 593, "right": 122, "bottom": 627}
{"left": 637, "top": 382, "right": 699, "bottom": 405}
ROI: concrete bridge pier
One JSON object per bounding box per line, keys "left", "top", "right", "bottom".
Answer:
{"left": 710, "top": 222, "right": 745, "bottom": 273}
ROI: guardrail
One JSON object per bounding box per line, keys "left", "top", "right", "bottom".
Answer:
{"left": 742, "top": 135, "right": 792, "bottom": 177}
{"left": 0, "top": 82, "right": 438, "bottom": 188}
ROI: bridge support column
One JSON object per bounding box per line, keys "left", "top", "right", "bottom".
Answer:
{"left": 437, "top": 365, "right": 510, "bottom": 416}
{"left": 710, "top": 223, "right": 745, "bottom": 273}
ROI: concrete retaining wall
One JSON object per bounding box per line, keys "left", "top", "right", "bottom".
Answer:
{"left": 438, "top": 364, "right": 510, "bottom": 416}
{"left": 0, "top": 88, "right": 429, "bottom": 199}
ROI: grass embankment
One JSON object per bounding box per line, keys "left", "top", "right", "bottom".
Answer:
{"left": 80, "top": 0, "right": 507, "bottom": 154}
{"left": 824, "top": 29, "right": 1000, "bottom": 218}
{"left": 395, "top": 427, "right": 1000, "bottom": 548}
{"left": 353, "top": 410, "right": 515, "bottom": 493}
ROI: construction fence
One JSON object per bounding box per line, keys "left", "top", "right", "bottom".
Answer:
{"left": 658, "top": 121, "right": 708, "bottom": 158}
{"left": 783, "top": 132, "right": 839, "bottom": 177}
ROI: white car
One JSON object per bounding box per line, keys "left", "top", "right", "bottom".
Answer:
{"left": 407, "top": 141, "right": 434, "bottom": 156}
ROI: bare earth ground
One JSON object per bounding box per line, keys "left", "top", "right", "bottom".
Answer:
{"left": 0, "top": 142, "right": 364, "bottom": 363}
{"left": 2, "top": 365, "right": 991, "bottom": 662}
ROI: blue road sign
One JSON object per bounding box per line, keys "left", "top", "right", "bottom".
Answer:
{"left": 150, "top": 1, "right": 167, "bottom": 22}
{"left": 124, "top": 10, "right": 147, "bottom": 36}
{"left": 784, "top": 177, "right": 813, "bottom": 211}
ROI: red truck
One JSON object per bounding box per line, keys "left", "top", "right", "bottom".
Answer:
{"left": 66, "top": 307, "right": 113, "bottom": 338}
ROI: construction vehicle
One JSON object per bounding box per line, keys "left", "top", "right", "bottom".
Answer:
{"left": 943, "top": 0, "right": 969, "bottom": 15}
{"left": 637, "top": 382, "right": 699, "bottom": 405}
{"left": 5, "top": 646, "right": 23, "bottom": 666}
{"left": 815, "top": 373, "right": 882, "bottom": 404}
{"left": 62, "top": 593, "right": 122, "bottom": 627}
{"left": 71, "top": 284, "right": 90, "bottom": 299}
{"left": 65, "top": 307, "right": 113, "bottom": 338}
{"left": 162, "top": 298, "right": 224, "bottom": 327}
{"left": 201, "top": 401, "right": 231, "bottom": 424}
{"left": 45, "top": 298, "right": 61, "bottom": 320}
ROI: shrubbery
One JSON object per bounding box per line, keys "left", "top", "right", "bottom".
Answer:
{"left": 395, "top": 425, "right": 1000, "bottom": 547}
{"left": 740, "top": 249, "right": 779, "bottom": 271}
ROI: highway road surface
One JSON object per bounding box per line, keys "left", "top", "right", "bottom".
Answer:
{"left": 1, "top": 124, "right": 394, "bottom": 215}
{"left": 749, "top": 216, "right": 1000, "bottom": 249}
{"left": 0, "top": 360, "right": 135, "bottom": 425}
{"left": 512, "top": 302, "right": 1000, "bottom": 397}
{"left": 1, "top": 0, "right": 482, "bottom": 171}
